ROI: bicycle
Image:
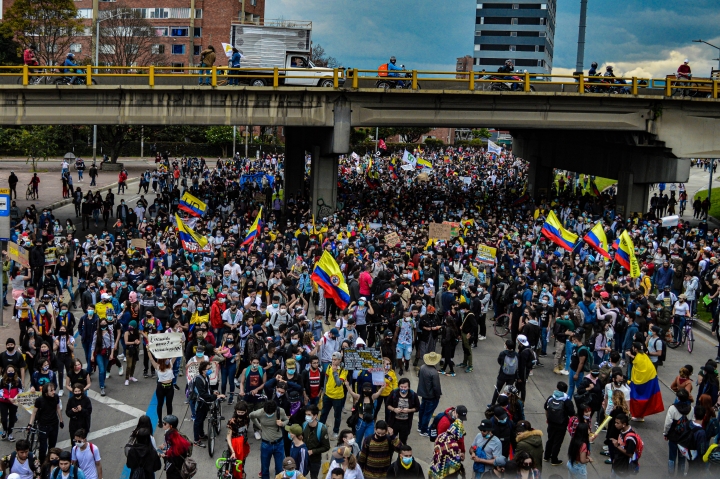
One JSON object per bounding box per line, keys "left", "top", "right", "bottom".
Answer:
{"left": 666, "top": 315, "right": 695, "bottom": 353}
{"left": 217, "top": 454, "right": 247, "bottom": 479}
{"left": 207, "top": 397, "right": 224, "bottom": 457}
{"left": 493, "top": 314, "right": 510, "bottom": 337}
{"left": 11, "top": 424, "right": 45, "bottom": 456}
{"left": 25, "top": 183, "right": 37, "bottom": 200}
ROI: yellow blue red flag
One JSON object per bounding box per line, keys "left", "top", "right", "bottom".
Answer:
{"left": 242, "top": 207, "right": 263, "bottom": 246}
{"left": 616, "top": 230, "right": 641, "bottom": 277}
{"left": 179, "top": 192, "right": 207, "bottom": 217}
{"left": 541, "top": 210, "right": 578, "bottom": 251}
{"left": 311, "top": 251, "right": 350, "bottom": 309}
{"left": 175, "top": 214, "right": 209, "bottom": 252}
{"left": 630, "top": 352, "right": 664, "bottom": 417}
{"left": 583, "top": 222, "right": 610, "bottom": 259}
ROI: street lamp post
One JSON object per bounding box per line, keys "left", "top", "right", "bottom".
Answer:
{"left": 692, "top": 39, "right": 720, "bottom": 207}
{"left": 692, "top": 39, "right": 720, "bottom": 72}
{"left": 575, "top": 0, "right": 589, "bottom": 74}
{"left": 92, "top": 12, "right": 125, "bottom": 163}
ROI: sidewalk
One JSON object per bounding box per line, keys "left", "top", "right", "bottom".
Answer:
{"left": 1, "top": 158, "right": 155, "bottom": 213}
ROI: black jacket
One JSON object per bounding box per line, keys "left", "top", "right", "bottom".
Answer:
{"left": 126, "top": 443, "right": 162, "bottom": 479}
{"left": 388, "top": 458, "right": 425, "bottom": 479}
{"left": 65, "top": 394, "right": 93, "bottom": 432}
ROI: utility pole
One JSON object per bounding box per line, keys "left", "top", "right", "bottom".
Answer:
{"left": 232, "top": 126, "right": 236, "bottom": 158}
{"left": 245, "top": 125, "right": 249, "bottom": 158}
{"left": 575, "top": 0, "right": 588, "bottom": 74}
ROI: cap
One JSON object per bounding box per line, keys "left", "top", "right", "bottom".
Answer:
{"left": 330, "top": 328, "right": 340, "bottom": 336}
{"left": 494, "top": 457, "right": 507, "bottom": 467}
{"left": 479, "top": 419, "right": 493, "bottom": 431}
{"left": 129, "top": 320, "right": 138, "bottom": 329}
{"left": 456, "top": 405, "right": 468, "bottom": 421}
{"left": 679, "top": 294, "right": 687, "bottom": 299}
{"left": 282, "top": 457, "right": 296, "bottom": 470}
{"left": 517, "top": 334, "right": 529, "bottom": 347}
{"left": 427, "top": 278, "right": 434, "bottom": 285}
{"left": 494, "top": 407, "right": 508, "bottom": 420}
{"left": 285, "top": 424, "right": 303, "bottom": 437}
{"left": 285, "top": 358, "right": 296, "bottom": 368}
{"left": 331, "top": 351, "right": 343, "bottom": 361}
{"left": 359, "top": 296, "right": 367, "bottom": 302}
{"left": 101, "top": 293, "right": 111, "bottom": 300}
{"left": 600, "top": 291, "right": 609, "bottom": 299}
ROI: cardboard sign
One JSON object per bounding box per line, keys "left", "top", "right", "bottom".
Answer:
{"left": 429, "top": 222, "right": 452, "bottom": 241}
{"left": 7, "top": 241, "right": 29, "bottom": 268}
{"left": 254, "top": 193, "right": 266, "bottom": 203}
{"left": 384, "top": 232, "right": 400, "bottom": 246}
{"left": 476, "top": 244, "right": 498, "bottom": 265}
{"left": 131, "top": 238, "right": 147, "bottom": 250}
{"left": 342, "top": 348, "right": 383, "bottom": 372}
{"left": 442, "top": 221, "right": 461, "bottom": 238}
{"left": 14, "top": 391, "right": 41, "bottom": 414}
{"left": 148, "top": 332, "right": 184, "bottom": 359}
{"left": 44, "top": 247, "right": 57, "bottom": 266}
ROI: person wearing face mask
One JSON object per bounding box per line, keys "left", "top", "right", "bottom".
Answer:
{"left": 125, "top": 427, "right": 162, "bottom": 479}
{"left": 39, "top": 447, "right": 63, "bottom": 479}
{"left": 29, "top": 383, "right": 63, "bottom": 464}
{"left": 324, "top": 446, "right": 362, "bottom": 479}
{"left": 147, "top": 351, "right": 177, "bottom": 428}
{"left": 226, "top": 401, "right": 252, "bottom": 477}
{"left": 90, "top": 319, "right": 113, "bottom": 396}
{"left": 0, "top": 365, "right": 23, "bottom": 442}
{"left": 222, "top": 301, "right": 244, "bottom": 341}
{"left": 32, "top": 357, "right": 57, "bottom": 392}
{"left": 0, "top": 338, "right": 27, "bottom": 387}
{"left": 140, "top": 312, "right": 163, "bottom": 378}
{"left": 387, "top": 444, "right": 424, "bottom": 479}
{"left": 192, "top": 360, "right": 226, "bottom": 447}
{"left": 301, "top": 404, "right": 330, "bottom": 479}
{"left": 210, "top": 293, "right": 228, "bottom": 346}
{"left": 35, "top": 303, "right": 54, "bottom": 346}
{"left": 65, "top": 384, "right": 92, "bottom": 442}
{"left": 357, "top": 420, "right": 402, "bottom": 479}
{"left": 53, "top": 327, "right": 75, "bottom": 397}
{"left": 386, "top": 378, "right": 421, "bottom": 445}
{"left": 249, "top": 400, "right": 289, "bottom": 479}
{"left": 301, "top": 356, "right": 325, "bottom": 407}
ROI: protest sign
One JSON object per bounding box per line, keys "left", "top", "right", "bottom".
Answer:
{"left": 442, "top": 221, "right": 461, "bottom": 238}
{"left": 131, "top": 238, "right": 147, "bottom": 250}
{"left": 14, "top": 391, "right": 41, "bottom": 414}
{"left": 476, "top": 244, "right": 498, "bottom": 265}
{"left": 148, "top": 333, "right": 184, "bottom": 359}
{"left": 7, "top": 241, "right": 29, "bottom": 268}
{"left": 342, "top": 348, "right": 383, "bottom": 372}
{"left": 384, "top": 232, "right": 400, "bottom": 246}
{"left": 254, "top": 193, "right": 266, "bottom": 203}
{"left": 429, "top": 222, "right": 452, "bottom": 241}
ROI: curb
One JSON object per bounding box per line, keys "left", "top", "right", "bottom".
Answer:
{"left": 45, "top": 177, "right": 140, "bottom": 211}
{"left": 694, "top": 316, "right": 716, "bottom": 339}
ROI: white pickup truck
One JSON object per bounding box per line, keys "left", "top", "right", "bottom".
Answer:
{"left": 229, "top": 21, "right": 343, "bottom": 87}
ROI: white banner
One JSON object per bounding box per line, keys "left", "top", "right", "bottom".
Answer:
{"left": 148, "top": 332, "right": 184, "bottom": 359}
{"left": 661, "top": 215, "right": 679, "bottom": 227}
{"left": 400, "top": 164, "right": 414, "bottom": 171}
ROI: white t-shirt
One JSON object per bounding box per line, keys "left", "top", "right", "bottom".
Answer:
{"left": 72, "top": 443, "right": 101, "bottom": 479}
{"left": 9, "top": 454, "right": 34, "bottom": 479}
{"left": 648, "top": 336, "right": 663, "bottom": 363}
{"left": 674, "top": 301, "right": 690, "bottom": 317}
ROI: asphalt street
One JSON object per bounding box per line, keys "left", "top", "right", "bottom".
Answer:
{"left": 0, "top": 169, "right": 718, "bottom": 479}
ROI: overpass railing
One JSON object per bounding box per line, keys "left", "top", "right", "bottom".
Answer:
{"left": 2, "top": 65, "right": 718, "bottom": 99}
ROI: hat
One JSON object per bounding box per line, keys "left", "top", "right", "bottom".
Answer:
{"left": 423, "top": 351, "right": 441, "bottom": 366}
{"left": 517, "top": 334, "right": 529, "bottom": 347}
{"left": 599, "top": 291, "right": 609, "bottom": 299}
{"left": 282, "top": 457, "right": 296, "bottom": 470}
{"left": 479, "top": 419, "right": 493, "bottom": 431}
{"left": 651, "top": 325, "right": 662, "bottom": 334}
{"left": 252, "top": 324, "right": 263, "bottom": 334}
{"left": 101, "top": 293, "right": 111, "bottom": 300}
{"left": 494, "top": 407, "right": 508, "bottom": 420}
{"left": 456, "top": 405, "right": 468, "bottom": 421}
{"left": 330, "top": 328, "right": 340, "bottom": 336}
{"left": 385, "top": 330, "right": 394, "bottom": 338}
{"left": 129, "top": 291, "right": 138, "bottom": 303}
{"left": 6, "top": 338, "right": 15, "bottom": 345}
{"left": 679, "top": 294, "right": 687, "bottom": 299}
{"left": 217, "top": 293, "right": 226, "bottom": 299}
{"left": 331, "top": 351, "right": 343, "bottom": 361}
{"left": 285, "top": 358, "right": 296, "bottom": 368}
{"left": 285, "top": 424, "right": 303, "bottom": 437}
{"left": 129, "top": 320, "right": 138, "bottom": 329}
{"left": 494, "top": 457, "right": 507, "bottom": 467}
{"left": 359, "top": 296, "right": 367, "bottom": 302}
{"left": 427, "top": 278, "right": 434, "bottom": 285}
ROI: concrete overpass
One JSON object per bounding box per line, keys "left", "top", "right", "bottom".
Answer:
{"left": 2, "top": 84, "right": 719, "bottom": 216}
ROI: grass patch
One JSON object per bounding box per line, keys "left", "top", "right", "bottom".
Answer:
{"left": 693, "top": 187, "right": 720, "bottom": 219}
{"left": 697, "top": 309, "right": 712, "bottom": 324}
{"left": 554, "top": 174, "right": 616, "bottom": 193}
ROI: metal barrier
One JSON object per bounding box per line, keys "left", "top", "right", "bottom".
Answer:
{"left": 2, "top": 65, "right": 718, "bottom": 99}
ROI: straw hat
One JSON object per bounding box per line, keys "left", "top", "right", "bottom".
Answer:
{"left": 423, "top": 351, "right": 441, "bottom": 366}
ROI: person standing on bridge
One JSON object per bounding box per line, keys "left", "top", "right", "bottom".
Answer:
{"left": 199, "top": 45, "right": 216, "bottom": 86}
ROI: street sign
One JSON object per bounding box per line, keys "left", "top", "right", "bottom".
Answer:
{"left": 0, "top": 194, "right": 9, "bottom": 216}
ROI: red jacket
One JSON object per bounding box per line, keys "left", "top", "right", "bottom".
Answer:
{"left": 437, "top": 407, "right": 465, "bottom": 452}
{"left": 210, "top": 301, "right": 226, "bottom": 329}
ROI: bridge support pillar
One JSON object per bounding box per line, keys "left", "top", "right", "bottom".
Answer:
{"left": 615, "top": 171, "right": 650, "bottom": 217}
{"left": 526, "top": 157, "right": 555, "bottom": 199}
{"left": 283, "top": 127, "right": 307, "bottom": 204}
{"left": 311, "top": 151, "right": 338, "bottom": 219}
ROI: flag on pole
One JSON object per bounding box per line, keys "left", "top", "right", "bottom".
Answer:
{"left": 590, "top": 180, "right": 601, "bottom": 197}
{"left": 178, "top": 191, "right": 207, "bottom": 217}
{"left": 402, "top": 150, "right": 417, "bottom": 167}
{"left": 241, "top": 207, "right": 263, "bottom": 246}
{"left": 221, "top": 43, "right": 234, "bottom": 58}
{"left": 488, "top": 140, "right": 502, "bottom": 155}
{"left": 175, "top": 214, "right": 210, "bottom": 251}
{"left": 616, "top": 230, "right": 641, "bottom": 277}
{"left": 416, "top": 158, "right": 432, "bottom": 169}
{"left": 583, "top": 222, "right": 610, "bottom": 259}
{"left": 541, "top": 210, "right": 578, "bottom": 251}
{"left": 311, "top": 251, "right": 351, "bottom": 309}
{"left": 378, "top": 139, "right": 387, "bottom": 151}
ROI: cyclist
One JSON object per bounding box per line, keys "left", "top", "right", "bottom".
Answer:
{"left": 497, "top": 59, "right": 519, "bottom": 90}
{"left": 62, "top": 53, "right": 78, "bottom": 85}
{"left": 672, "top": 293, "right": 691, "bottom": 344}
{"left": 23, "top": 44, "right": 39, "bottom": 68}
{"left": 677, "top": 59, "right": 692, "bottom": 80}
{"left": 387, "top": 56, "right": 405, "bottom": 88}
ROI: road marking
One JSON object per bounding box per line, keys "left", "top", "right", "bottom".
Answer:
{"left": 86, "top": 389, "right": 147, "bottom": 417}
{"left": 56, "top": 419, "right": 138, "bottom": 448}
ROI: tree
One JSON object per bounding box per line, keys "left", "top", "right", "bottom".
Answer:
{"left": 472, "top": 128, "right": 492, "bottom": 140}
{"left": 7, "top": 126, "right": 59, "bottom": 171}
{"left": 310, "top": 44, "right": 340, "bottom": 68}
{"left": 1, "top": 0, "right": 83, "bottom": 66}
{"left": 0, "top": 32, "right": 23, "bottom": 66}
{"left": 205, "top": 126, "right": 235, "bottom": 157}
{"left": 98, "top": 125, "right": 138, "bottom": 163}
{"left": 95, "top": 6, "right": 168, "bottom": 70}
{"left": 387, "top": 127, "right": 432, "bottom": 144}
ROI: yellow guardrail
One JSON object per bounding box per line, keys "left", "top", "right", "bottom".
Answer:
{"left": 2, "top": 65, "right": 718, "bottom": 99}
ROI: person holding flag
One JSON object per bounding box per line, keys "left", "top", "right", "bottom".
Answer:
{"left": 311, "top": 251, "right": 350, "bottom": 310}
{"left": 242, "top": 207, "right": 263, "bottom": 246}
{"left": 583, "top": 222, "right": 611, "bottom": 259}
{"left": 175, "top": 214, "right": 210, "bottom": 252}
{"left": 541, "top": 210, "right": 578, "bottom": 251}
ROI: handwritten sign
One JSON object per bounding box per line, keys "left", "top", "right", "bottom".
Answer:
{"left": 384, "top": 232, "right": 400, "bottom": 246}
{"left": 342, "top": 348, "right": 383, "bottom": 372}
{"left": 7, "top": 241, "right": 29, "bottom": 268}
{"left": 14, "top": 391, "right": 41, "bottom": 414}
{"left": 148, "top": 332, "right": 184, "bottom": 359}
{"left": 476, "top": 244, "right": 497, "bottom": 265}
{"left": 442, "top": 221, "right": 461, "bottom": 238}
{"left": 254, "top": 193, "right": 266, "bottom": 203}
{"left": 429, "top": 222, "right": 452, "bottom": 241}
{"left": 130, "top": 238, "right": 147, "bottom": 250}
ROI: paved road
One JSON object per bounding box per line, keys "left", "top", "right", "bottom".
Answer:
{"left": 0, "top": 177, "right": 718, "bottom": 479}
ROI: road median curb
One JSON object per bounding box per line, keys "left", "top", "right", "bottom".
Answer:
{"left": 45, "top": 177, "right": 140, "bottom": 211}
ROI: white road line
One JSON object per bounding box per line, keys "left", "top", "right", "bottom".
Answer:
{"left": 86, "top": 389, "right": 147, "bottom": 417}
{"left": 55, "top": 419, "right": 138, "bottom": 448}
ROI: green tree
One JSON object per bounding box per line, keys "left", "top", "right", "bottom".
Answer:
{"left": 471, "top": 128, "right": 492, "bottom": 140}
{"left": 98, "top": 125, "right": 138, "bottom": 163}
{"left": 205, "top": 126, "right": 235, "bottom": 157}
{"left": 8, "top": 126, "right": 59, "bottom": 171}
{"left": 0, "top": 32, "right": 23, "bottom": 65}
{"left": 95, "top": 6, "right": 168, "bottom": 70}
{"left": 387, "top": 127, "right": 431, "bottom": 144}
{"left": 1, "top": 0, "right": 83, "bottom": 66}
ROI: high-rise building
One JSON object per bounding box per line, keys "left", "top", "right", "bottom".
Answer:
{"left": 473, "top": 1, "right": 555, "bottom": 75}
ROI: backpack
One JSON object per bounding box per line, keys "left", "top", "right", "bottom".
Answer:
{"left": 705, "top": 443, "right": 720, "bottom": 466}
{"left": 546, "top": 396, "right": 565, "bottom": 424}
{"left": 428, "top": 412, "right": 448, "bottom": 442}
{"left": 302, "top": 420, "right": 326, "bottom": 442}
{"left": 578, "top": 346, "right": 594, "bottom": 372}
{"left": 52, "top": 465, "right": 79, "bottom": 479}
{"left": 378, "top": 63, "right": 388, "bottom": 77}
{"left": 180, "top": 432, "right": 194, "bottom": 457}
{"left": 586, "top": 333, "right": 599, "bottom": 353}
{"left": 288, "top": 389, "right": 302, "bottom": 416}
{"left": 8, "top": 451, "right": 38, "bottom": 475}
{"left": 501, "top": 353, "right": 518, "bottom": 376}
{"left": 623, "top": 430, "right": 644, "bottom": 461}
{"left": 129, "top": 468, "right": 145, "bottom": 479}
{"left": 653, "top": 337, "right": 667, "bottom": 366}
{"left": 667, "top": 413, "right": 692, "bottom": 443}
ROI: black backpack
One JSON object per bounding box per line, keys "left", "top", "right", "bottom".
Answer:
{"left": 653, "top": 337, "right": 667, "bottom": 366}
{"left": 546, "top": 396, "right": 565, "bottom": 424}
{"left": 428, "top": 412, "right": 448, "bottom": 442}
{"left": 667, "top": 414, "right": 691, "bottom": 443}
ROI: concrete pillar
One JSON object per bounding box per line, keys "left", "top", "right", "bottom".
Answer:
{"left": 615, "top": 171, "right": 650, "bottom": 217}
{"left": 311, "top": 148, "right": 338, "bottom": 219}
{"left": 526, "top": 157, "right": 555, "bottom": 199}
{"left": 283, "top": 127, "right": 306, "bottom": 203}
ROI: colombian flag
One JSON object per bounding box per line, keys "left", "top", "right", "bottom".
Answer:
{"left": 178, "top": 191, "right": 207, "bottom": 217}
{"left": 541, "top": 210, "right": 578, "bottom": 251}
{"left": 175, "top": 214, "right": 209, "bottom": 251}
{"left": 616, "top": 231, "right": 641, "bottom": 277}
{"left": 311, "top": 251, "right": 351, "bottom": 309}
{"left": 583, "top": 222, "right": 610, "bottom": 259}
{"left": 242, "top": 207, "right": 263, "bottom": 246}
{"left": 629, "top": 352, "right": 664, "bottom": 417}
{"left": 417, "top": 158, "right": 432, "bottom": 169}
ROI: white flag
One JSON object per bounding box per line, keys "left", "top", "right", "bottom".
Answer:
{"left": 488, "top": 140, "right": 503, "bottom": 155}
{"left": 401, "top": 150, "right": 417, "bottom": 167}
{"left": 221, "top": 43, "right": 233, "bottom": 58}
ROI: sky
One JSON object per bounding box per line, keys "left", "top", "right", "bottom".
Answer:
{"left": 265, "top": 0, "right": 720, "bottom": 78}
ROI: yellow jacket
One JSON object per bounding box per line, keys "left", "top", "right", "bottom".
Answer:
{"left": 380, "top": 370, "right": 398, "bottom": 397}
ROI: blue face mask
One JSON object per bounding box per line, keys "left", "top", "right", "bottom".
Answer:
{"left": 497, "top": 418, "right": 507, "bottom": 424}
{"left": 402, "top": 457, "right": 413, "bottom": 465}
{"left": 205, "top": 369, "right": 212, "bottom": 377}
{"left": 287, "top": 369, "right": 296, "bottom": 375}
{"left": 295, "top": 355, "right": 302, "bottom": 361}
{"left": 286, "top": 471, "right": 295, "bottom": 477}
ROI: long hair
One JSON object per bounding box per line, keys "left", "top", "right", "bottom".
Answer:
{"left": 612, "top": 389, "right": 630, "bottom": 414}
{"left": 568, "top": 422, "right": 590, "bottom": 465}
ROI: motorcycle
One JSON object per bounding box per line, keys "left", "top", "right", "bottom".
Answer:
{"left": 478, "top": 72, "right": 536, "bottom": 92}
{"left": 54, "top": 75, "right": 98, "bottom": 86}
{"left": 376, "top": 65, "right": 418, "bottom": 90}
{"left": 584, "top": 77, "right": 630, "bottom": 94}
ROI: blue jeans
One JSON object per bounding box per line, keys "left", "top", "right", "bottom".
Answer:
{"left": 221, "top": 361, "right": 237, "bottom": 395}
{"left": 668, "top": 440, "right": 685, "bottom": 474}
{"left": 78, "top": 170, "right": 83, "bottom": 180}
{"left": 58, "top": 277, "right": 74, "bottom": 302}
{"left": 418, "top": 397, "right": 440, "bottom": 434}
{"left": 568, "top": 371, "right": 584, "bottom": 398}
{"left": 540, "top": 327, "right": 548, "bottom": 354}
{"left": 82, "top": 340, "right": 93, "bottom": 373}
{"left": 319, "top": 395, "right": 344, "bottom": 434}
{"left": 260, "top": 439, "right": 285, "bottom": 479}
{"left": 172, "top": 358, "right": 181, "bottom": 385}
{"left": 565, "top": 340, "right": 573, "bottom": 371}
{"left": 199, "top": 68, "right": 211, "bottom": 85}
{"left": 355, "top": 418, "right": 375, "bottom": 441}
{"left": 567, "top": 460, "right": 587, "bottom": 479}
{"left": 674, "top": 316, "right": 686, "bottom": 343}
{"left": 96, "top": 355, "right": 108, "bottom": 388}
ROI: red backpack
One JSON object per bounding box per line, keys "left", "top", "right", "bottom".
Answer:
{"left": 622, "top": 430, "right": 644, "bottom": 461}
